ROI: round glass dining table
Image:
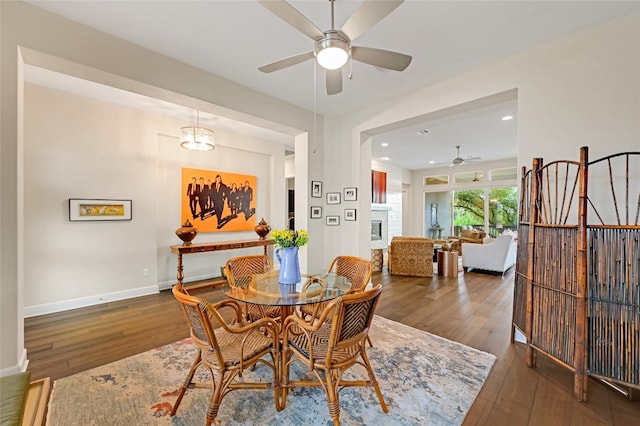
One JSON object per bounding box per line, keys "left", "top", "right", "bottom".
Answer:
{"left": 222, "top": 270, "right": 352, "bottom": 308}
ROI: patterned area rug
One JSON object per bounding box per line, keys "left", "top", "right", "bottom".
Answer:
{"left": 46, "top": 316, "right": 495, "bottom": 425}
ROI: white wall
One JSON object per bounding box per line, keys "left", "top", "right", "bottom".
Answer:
{"left": 24, "top": 84, "right": 285, "bottom": 316}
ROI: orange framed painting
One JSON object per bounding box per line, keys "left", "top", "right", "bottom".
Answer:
{"left": 182, "top": 168, "right": 256, "bottom": 233}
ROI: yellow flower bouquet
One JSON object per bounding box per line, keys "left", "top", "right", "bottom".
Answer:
{"left": 271, "top": 229, "right": 308, "bottom": 248}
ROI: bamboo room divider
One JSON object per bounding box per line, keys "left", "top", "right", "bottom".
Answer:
{"left": 512, "top": 147, "right": 639, "bottom": 402}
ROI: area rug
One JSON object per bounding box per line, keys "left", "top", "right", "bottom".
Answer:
{"left": 46, "top": 316, "right": 495, "bottom": 426}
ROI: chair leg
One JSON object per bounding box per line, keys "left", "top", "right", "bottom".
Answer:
{"left": 205, "top": 370, "right": 225, "bottom": 426}
{"left": 171, "top": 350, "right": 202, "bottom": 416}
{"left": 325, "top": 370, "right": 341, "bottom": 426}
{"left": 360, "top": 349, "right": 388, "bottom": 413}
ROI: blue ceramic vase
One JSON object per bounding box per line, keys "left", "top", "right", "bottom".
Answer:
{"left": 276, "top": 246, "right": 301, "bottom": 285}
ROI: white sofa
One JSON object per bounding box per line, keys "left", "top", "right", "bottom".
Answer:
{"left": 462, "top": 234, "right": 516, "bottom": 274}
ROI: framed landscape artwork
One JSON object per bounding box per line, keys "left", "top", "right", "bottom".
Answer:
{"left": 182, "top": 167, "right": 256, "bottom": 233}
{"left": 69, "top": 198, "right": 132, "bottom": 221}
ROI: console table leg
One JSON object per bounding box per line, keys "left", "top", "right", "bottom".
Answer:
{"left": 176, "top": 254, "right": 184, "bottom": 287}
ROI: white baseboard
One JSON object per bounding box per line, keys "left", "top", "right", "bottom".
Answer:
{"left": 23, "top": 285, "right": 160, "bottom": 318}
{"left": 24, "top": 271, "right": 225, "bottom": 317}
{"left": 157, "top": 272, "right": 223, "bottom": 291}
{"left": 0, "top": 349, "right": 28, "bottom": 377}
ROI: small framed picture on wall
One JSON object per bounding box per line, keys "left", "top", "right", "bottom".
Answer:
{"left": 344, "top": 209, "right": 356, "bottom": 221}
{"left": 344, "top": 187, "right": 357, "bottom": 201}
{"left": 326, "top": 215, "right": 340, "bottom": 226}
{"left": 326, "top": 192, "right": 341, "bottom": 204}
{"left": 311, "top": 181, "right": 322, "bottom": 198}
{"left": 310, "top": 206, "right": 322, "bottom": 219}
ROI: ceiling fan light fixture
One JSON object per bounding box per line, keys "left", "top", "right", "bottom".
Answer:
{"left": 315, "top": 32, "right": 351, "bottom": 70}
{"left": 180, "top": 111, "right": 215, "bottom": 151}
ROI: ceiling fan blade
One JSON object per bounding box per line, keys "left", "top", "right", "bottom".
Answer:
{"left": 326, "top": 69, "right": 342, "bottom": 95}
{"left": 351, "top": 46, "right": 412, "bottom": 71}
{"left": 341, "top": 0, "right": 404, "bottom": 41}
{"left": 258, "top": 51, "right": 315, "bottom": 73}
{"left": 258, "top": 0, "right": 324, "bottom": 40}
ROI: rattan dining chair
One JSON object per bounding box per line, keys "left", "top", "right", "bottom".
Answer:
{"left": 329, "top": 255, "right": 374, "bottom": 292}
{"left": 225, "top": 254, "right": 281, "bottom": 322}
{"left": 301, "top": 255, "right": 373, "bottom": 319}
{"left": 281, "top": 284, "right": 388, "bottom": 426}
{"left": 170, "top": 284, "right": 280, "bottom": 426}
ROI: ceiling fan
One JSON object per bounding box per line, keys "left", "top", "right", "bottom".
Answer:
{"left": 434, "top": 145, "right": 482, "bottom": 167}
{"left": 258, "top": 0, "right": 412, "bottom": 95}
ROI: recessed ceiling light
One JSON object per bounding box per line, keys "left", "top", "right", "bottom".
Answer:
{"left": 381, "top": 142, "right": 389, "bottom": 147}
{"left": 502, "top": 115, "right": 513, "bottom": 121}
{"left": 416, "top": 129, "right": 429, "bottom": 135}
{"left": 381, "top": 156, "right": 390, "bottom": 161}
{"left": 428, "top": 160, "right": 435, "bottom": 164}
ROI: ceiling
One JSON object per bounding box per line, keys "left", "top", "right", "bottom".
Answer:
{"left": 24, "top": 1, "right": 640, "bottom": 170}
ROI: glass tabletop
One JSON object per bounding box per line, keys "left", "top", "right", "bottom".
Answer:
{"left": 222, "top": 271, "right": 352, "bottom": 307}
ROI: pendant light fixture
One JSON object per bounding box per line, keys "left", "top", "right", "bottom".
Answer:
{"left": 180, "top": 110, "right": 215, "bottom": 151}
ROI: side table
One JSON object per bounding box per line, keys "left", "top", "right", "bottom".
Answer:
{"left": 371, "top": 249, "right": 383, "bottom": 272}
{"left": 437, "top": 250, "right": 459, "bottom": 277}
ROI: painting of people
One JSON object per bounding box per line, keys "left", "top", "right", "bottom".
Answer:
{"left": 182, "top": 168, "right": 256, "bottom": 232}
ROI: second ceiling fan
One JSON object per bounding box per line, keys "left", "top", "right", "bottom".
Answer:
{"left": 433, "top": 145, "right": 482, "bottom": 167}
{"left": 258, "top": 0, "right": 412, "bottom": 95}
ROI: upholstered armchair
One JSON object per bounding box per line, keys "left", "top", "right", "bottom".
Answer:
{"left": 461, "top": 234, "right": 516, "bottom": 274}
{"left": 388, "top": 236, "right": 434, "bottom": 277}
{"left": 447, "top": 229, "right": 486, "bottom": 254}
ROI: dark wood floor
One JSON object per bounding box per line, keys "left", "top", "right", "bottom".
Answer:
{"left": 25, "top": 269, "right": 639, "bottom": 425}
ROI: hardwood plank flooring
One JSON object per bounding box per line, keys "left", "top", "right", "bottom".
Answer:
{"left": 24, "top": 270, "right": 639, "bottom": 425}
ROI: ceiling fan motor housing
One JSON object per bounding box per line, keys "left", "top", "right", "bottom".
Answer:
{"left": 314, "top": 31, "right": 351, "bottom": 70}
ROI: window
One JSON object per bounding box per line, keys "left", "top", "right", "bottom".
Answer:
{"left": 452, "top": 189, "right": 485, "bottom": 235}
{"left": 490, "top": 167, "right": 517, "bottom": 181}
{"left": 454, "top": 171, "right": 483, "bottom": 183}
{"left": 427, "top": 186, "right": 519, "bottom": 237}
{"left": 488, "top": 187, "right": 518, "bottom": 237}
{"left": 424, "top": 175, "right": 449, "bottom": 185}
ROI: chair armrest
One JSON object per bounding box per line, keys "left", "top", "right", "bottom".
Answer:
{"left": 211, "top": 298, "right": 245, "bottom": 324}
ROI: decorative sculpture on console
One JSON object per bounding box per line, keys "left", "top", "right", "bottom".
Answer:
{"left": 175, "top": 219, "right": 198, "bottom": 246}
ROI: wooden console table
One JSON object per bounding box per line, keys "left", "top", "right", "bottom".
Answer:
{"left": 170, "top": 239, "right": 273, "bottom": 288}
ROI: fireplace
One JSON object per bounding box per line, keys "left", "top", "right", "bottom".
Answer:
{"left": 371, "top": 208, "right": 389, "bottom": 249}
{"left": 371, "top": 220, "right": 383, "bottom": 241}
